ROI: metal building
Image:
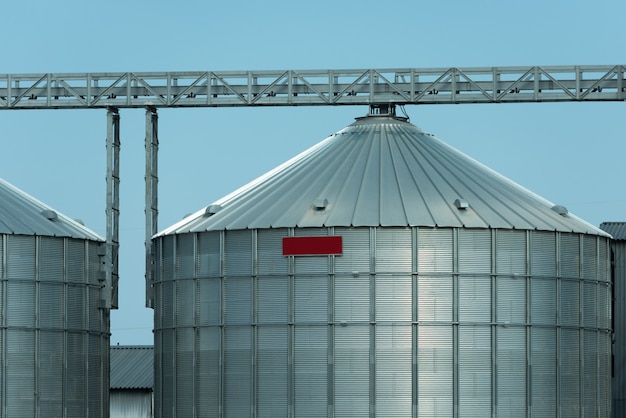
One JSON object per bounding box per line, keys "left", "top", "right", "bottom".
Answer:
{"left": 600, "top": 222, "right": 626, "bottom": 416}
{"left": 0, "top": 178, "right": 110, "bottom": 417}
{"left": 151, "top": 107, "right": 612, "bottom": 417}
{"left": 110, "top": 345, "right": 154, "bottom": 418}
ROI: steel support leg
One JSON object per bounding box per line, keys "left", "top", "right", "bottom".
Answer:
{"left": 145, "top": 106, "right": 158, "bottom": 308}
{"left": 105, "top": 107, "right": 120, "bottom": 309}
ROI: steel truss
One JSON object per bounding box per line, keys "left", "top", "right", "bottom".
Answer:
{"left": 1, "top": 65, "right": 625, "bottom": 109}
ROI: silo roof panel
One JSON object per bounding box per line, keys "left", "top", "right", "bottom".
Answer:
{"left": 0, "top": 179, "right": 103, "bottom": 240}
{"left": 157, "top": 115, "right": 608, "bottom": 237}
{"left": 600, "top": 222, "right": 626, "bottom": 239}
{"left": 110, "top": 345, "right": 154, "bottom": 390}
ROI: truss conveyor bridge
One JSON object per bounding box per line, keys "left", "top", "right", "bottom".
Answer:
{"left": 2, "top": 65, "right": 624, "bottom": 309}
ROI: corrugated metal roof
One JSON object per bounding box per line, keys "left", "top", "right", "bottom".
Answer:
{"left": 110, "top": 346, "right": 154, "bottom": 390}
{"left": 157, "top": 114, "right": 608, "bottom": 237}
{"left": 0, "top": 178, "right": 103, "bottom": 240}
{"left": 600, "top": 222, "right": 626, "bottom": 240}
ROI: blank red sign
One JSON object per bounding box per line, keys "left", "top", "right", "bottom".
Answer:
{"left": 282, "top": 236, "right": 343, "bottom": 256}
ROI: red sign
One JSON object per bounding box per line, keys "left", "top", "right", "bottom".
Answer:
{"left": 282, "top": 236, "right": 343, "bottom": 256}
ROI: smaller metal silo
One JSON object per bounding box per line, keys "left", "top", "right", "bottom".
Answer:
{"left": 0, "top": 179, "right": 110, "bottom": 417}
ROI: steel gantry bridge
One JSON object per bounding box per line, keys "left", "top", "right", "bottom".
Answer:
{"left": 1, "top": 65, "right": 624, "bottom": 308}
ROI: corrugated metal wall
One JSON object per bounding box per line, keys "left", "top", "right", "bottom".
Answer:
{"left": 612, "top": 239, "right": 626, "bottom": 417}
{"left": 153, "top": 226, "right": 612, "bottom": 418}
{"left": 0, "top": 234, "right": 109, "bottom": 417}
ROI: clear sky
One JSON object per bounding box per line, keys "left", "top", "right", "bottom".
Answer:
{"left": 2, "top": 0, "right": 625, "bottom": 345}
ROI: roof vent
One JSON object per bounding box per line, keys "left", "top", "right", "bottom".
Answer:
{"left": 204, "top": 204, "right": 223, "bottom": 217}
{"left": 41, "top": 209, "right": 58, "bottom": 221}
{"left": 551, "top": 205, "right": 568, "bottom": 216}
{"left": 454, "top": 198, "right": 469, "bottom": 210}
{"left": 313, "top": 198, "right": 328, "bottom": 211}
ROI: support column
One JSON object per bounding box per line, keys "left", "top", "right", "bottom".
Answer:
{"left": 105, "top": 107, "right": 120, "bottom": 309}
{"left": 145, "top": 106, "right": 158, "bottom": 308}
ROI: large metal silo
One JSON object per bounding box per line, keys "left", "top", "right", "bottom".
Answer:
{"left": 0, "top": 179, "right": 110, "bottom": 417}
{"left": 152, "top": 106, "right": 612, "bottom": 417}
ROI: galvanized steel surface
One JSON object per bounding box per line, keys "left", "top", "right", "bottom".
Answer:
{"left": 158, "top": 115, "right": 607, "bottom": 236}
{"left": 0, "top": 178, "right": 103, "bottom": 240}
{"left": 110, "top": 346, "right": 154, "bottom": 390}
{"left": 0, "top": 234, "right": 110, "bottom": 417}
{"left": 152, "top": 226, "right": 612, "bottom": 417}
{"left": 600, "top": 221, "right": 626, "bottom": 240}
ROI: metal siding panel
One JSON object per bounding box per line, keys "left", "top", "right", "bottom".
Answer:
{"left": 418, "top": 277, "right": 452, "bottom": 322}
{"left": 176, "top": 327, "right": 194, "bottom": 418}
{"left": 560, "top": 328, "right": 580, "bottom": 416}
{"left": 176, "top": 279, "right": 194, "bottom": 327}
{"left": 39, "top": 236, "right": 64, "bottom": 281}
{"left": 584, "top": 330, "right": 597, "bottom": 416}
{"left": 531, "top": 327, "right": 556, "bottom": 417}
{"left": 67, "top": 284, "right": 86, "bottom": 329}
{"left": 7, "top": 281, "right": 35, "bottom": 327}
{"left": 376, "top": 227, "right": 412, "bottom": 273}
{"left": 496, "top": 277, "right": 525, "bottom": 324}
{"left": 6, "top": 235, "right": 35, "bottom": 279}
{"left": 598, "top": 237, "right": 610, "bottom": 281}
{"left": 196, "top": 327, "right": 220, "bottom": 418}
{"left": 176, "top": 233, "right": 195, "bottom": 279}
{"left": 39, "top": 331, "right": 64, "bottom": 416}
{"left": 375, "top": 325, "right": 412, "bottom": 416}
{"left": 583, "top": 235, "right": 597, "bottom": 279}
{"left": 66, "top": 239, "right": 85, "bottom": 282}
{"left": 496, "top": 327, "right": 526, "bottom": 417}
{"left": 376, "top": 276, "right": 412, "bottom": 322}
{"left": 531, "top": 278, "right": 557, "bottom": 325}
{"left": 160, "top": 328, "right": 176, "bottom": 418}
{"left": 417, "top": 228, "right": 453, "bottom": 273}
{"left": 334, "top": 276, "right": 369, "bottom": 322}
{"left": 334, "top": 325, "right": 370, "bottom": 417}
{"left": 496, "top": 229, "right": 526, "bottom": 275}
{"left": 531, "top": 231, "right": 556, "bottom": 276}
{"left": 257, "top": 326, "right": 288, "bottom": 418}
{"left": 197, "top": 231, "right": 221, "bottom": 277}
{"left": 257, "top": 276, "right": 288, "bottom": 323}
{"left": 224, "top": 230, "right": 252, "bottom": 276}
{"left": 458, "top": 326, "right": 491, "bottom": 417}
{"left": 458, "top": 229, "right": 491, "bottom": 274}
{"left": 89, "top": 285, "right": 101, "bottom": 330}
{"left": 459, "top": 277, "right": 491, "bottom": 322}
{"left": 162, "top": 236, "right": 175, "bottom": 281}
{"left": 598, "top": 282, "right": 610, "bottom": 329}
{"left": 334, "top": 227, "right": 370, "bottom": 274}
{"left": 599, "top": 331, "right": 611, "bottom": 417}
{"left": 224, "top": 326, "right": 252, "bottom": 418}
{"left": 294, "top": 326, "right": 327, "bottom": 417}
{"left": 224, "top": 277, "right": 252, "bottom": 325}
{"left": 39, "top": 282, "right": 63, "bottom": 329}
{"left": 560, "top": 279, "right": 580, "bottom": 327}
{"left": 560, "top": 233, "right": 580, "bottom": 278}
{"left": 161, "top": 281, "right": 175, "bottom": 329}
{"left": 66, "top": 332, "right": 86, "bottom": 417}
{"left": 257, "top": 228, "right": 289, "bottom": 275}
{"left": 294, "top": 276, "right": 328, "bottom": 323}
{"left": 198, "top": 277, "right": 221, "bottom": 326}
{"left": 6, "top": 330, "right": 35, "bottom": 417}
{"left": 583, "top": 281, "right": 598, "bottom": 328}
{"left": 418, "top": 325, "right": 453, "bottom": 417}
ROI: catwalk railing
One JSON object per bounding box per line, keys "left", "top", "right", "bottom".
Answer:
{"left": 1, "top": 65, "right": 625, "bottom": 109}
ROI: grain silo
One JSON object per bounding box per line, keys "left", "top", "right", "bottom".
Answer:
{"left": 151, "top": 106, "right": 612, "bottom": 417}
{"left": 0, "top": 179, "right": 109, "bottom": 417}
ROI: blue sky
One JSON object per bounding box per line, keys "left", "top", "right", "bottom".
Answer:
{"left": 2, "top": 0, "right": 625, "bottom": 345}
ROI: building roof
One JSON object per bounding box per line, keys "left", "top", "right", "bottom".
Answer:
{"left": 600, "top": 222, "right": 626, "bottom": 240}
{"left": 0, "top": 178, "right": 103, "bottom": 240}
{"left": 157, "top": 113, "right": 608, "bottom": 237}
{"left": 110, "top": 346, "right": 154, "bottom": 390}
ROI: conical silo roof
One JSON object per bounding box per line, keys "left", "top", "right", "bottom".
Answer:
{"left": 158, "top": 112, "right": 607, "bottom": 237}
{"left": 0, "top": 178, "right": 103, "bottom": 240}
